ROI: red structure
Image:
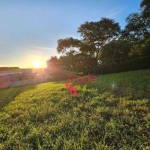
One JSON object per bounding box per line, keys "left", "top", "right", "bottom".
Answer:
{"left": 65, "top": 82, "right": 77, "bottom": 96}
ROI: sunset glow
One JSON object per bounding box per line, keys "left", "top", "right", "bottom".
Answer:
{"left": 32, "top": 60, "right": 42, "bottom": 68}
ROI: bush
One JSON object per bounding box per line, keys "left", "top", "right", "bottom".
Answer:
{"left": 118, "top": 55, "right": 150, "bottom": 72}
{"left": 99, "top": 55, "right": 150, "bottom": 74}
{"left": 45, "top": 67, "right": 76, "bottom": 81}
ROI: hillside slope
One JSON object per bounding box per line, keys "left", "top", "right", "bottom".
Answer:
{"left": 0, "top": 69, "right": 150, "bottom": 149}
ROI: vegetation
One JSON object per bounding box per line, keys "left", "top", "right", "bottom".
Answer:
{"left": 0, "top": 67, "right": 21, "bottom": 73}
{"left": 1, "top": 0, "right": 150, "bottom": 149}
{"left": 0, "top": 69, "right": 150, "bottom": 149}
{"left": 47, "top": 0, "right": 150, "bottom": 75}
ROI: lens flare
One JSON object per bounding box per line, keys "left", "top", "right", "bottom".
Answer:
{"left": 32, "top": 60, "right": 42, "bottom": 68}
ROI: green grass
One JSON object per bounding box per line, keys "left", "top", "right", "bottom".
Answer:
{"left": 0, "top": 69, "right": 150, "bottom": 150}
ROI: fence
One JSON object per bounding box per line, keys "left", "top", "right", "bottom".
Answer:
{"left": 0, "top": 73, "right": 51, "bottom": 89}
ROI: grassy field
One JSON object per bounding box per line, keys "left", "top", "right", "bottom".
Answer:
{"left": 0, "top": 69, "right": 150, "bottom": 150}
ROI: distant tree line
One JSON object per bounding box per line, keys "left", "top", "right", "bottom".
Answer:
{"left": 0, "top": 67, "right": 21, "bottom": 73}
{"left": 47, "top": 0, "right": 150, "bottom": 76}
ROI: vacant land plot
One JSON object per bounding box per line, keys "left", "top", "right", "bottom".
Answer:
{"left": 0, "top": 69, "right": 150, "bottom": 149}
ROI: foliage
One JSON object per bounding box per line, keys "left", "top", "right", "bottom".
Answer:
{"left": 47, "top": 56, "right": 59, "bottom": 68}
{"left": 100, "top": 55, "right": 150, "bottom": 74}
{"left": 47, "top": 0, "right": 150, "bottom": 75}
{"left": 100, "top": 39, "right": 131, "bottom": 64}
{"left": 57, "top": 37, "right": 81, "bottom": 54}
{"left": 122, "top": 13, "right": 149, "bottom": 42}
{"left": 47, "top": 18, "right": 121, "bottom": 74}
{"left": 77, "top": 18, "right": 121, "bottom": 60}
{"left": 129, "top": 37, "right": 150, "bottom": 56}
{"left": 121, "top": 0, "right": 150, "bottom": 57}
{"left": 140, "top": 0, "right": 150, "bottom": 28}
{"left": 73, "top": 53, "right": 97, "bottom": 74}
{"left": 0, "top": 67, "right": 21, "bottom": 73}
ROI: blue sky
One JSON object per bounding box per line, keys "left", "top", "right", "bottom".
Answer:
{"left": 0, "top": 0, "right": 141, "bottom": 68}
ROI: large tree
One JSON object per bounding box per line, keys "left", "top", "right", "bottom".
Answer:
{"left": 121, "top": 0, "right": 150, "bottom": 56}
{"left": 77, "top": 18, "right": 121, "bottom": 63}
{"left": 121, "top": 0, "right": 150, "bottom": 41}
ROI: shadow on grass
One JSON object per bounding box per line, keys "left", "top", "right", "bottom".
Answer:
{"left": 0, "top": 84, "right": 37, "bottom": 111}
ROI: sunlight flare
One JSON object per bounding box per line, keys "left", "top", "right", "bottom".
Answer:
{"left": 32, "top": 60, "right": 42, "bottom": 68}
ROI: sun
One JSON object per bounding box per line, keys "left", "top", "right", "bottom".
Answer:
{"left": 32, "top": 60, "right": 42, "bottom": 68}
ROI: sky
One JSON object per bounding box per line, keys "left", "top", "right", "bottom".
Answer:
{"left": 0, "top": 0, "right": 141, "bottom": 68}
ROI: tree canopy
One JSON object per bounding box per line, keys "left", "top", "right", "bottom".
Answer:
{"left": 78, "top": 18, "right": 121, "bottom": 60}
{"left": 47, "top": 0, "right": 150, "bottom": 75}
{"left": 57, "top": 37, "right": 81, "bottom": 54}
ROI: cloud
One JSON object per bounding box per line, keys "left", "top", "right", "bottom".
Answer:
{"left": 30, "top": 47, "right": 55, "bottom": 53}
{"left": 25, "top": 46, "right": 56, "bottom": 54}
{"left": 106, "top": 7, "right": 125, "bottom": 18}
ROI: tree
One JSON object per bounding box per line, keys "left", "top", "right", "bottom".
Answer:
{"left": 79, "top": 43, "right": 96, "bottom": 58}
{"left": 58, "top": 51, "right": 77, "bottom": 71}
{"left": 73, "top": 53, "right": 97, "bottom": 74}
{"left": 129, "top": 37, "right": 150, "bottom": 56}
{"left": 47, "top": 56, "right": 59, "bottom": 68}
{"left": 140, "top": 0, "right": 150, "bottom": 21}
{"left": 100, "top": 39, "right": 131, "bottom": 64}
{"left": 57, "top": 37, "right": 81, "bottom": 54}
{"left": 121, "top": 0, "right": 150, "bottom": 57}
{"left": 140, "top": 0, "right": 150, "bottom": 39}
{"left": 122, "top": 13, "right": 149, "bottom": 42}
{"left": 122, "top": 0, "right": 150, "bottom": 42}
{"left": 77, "top": 18, "right": 121, "bottom": 64}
